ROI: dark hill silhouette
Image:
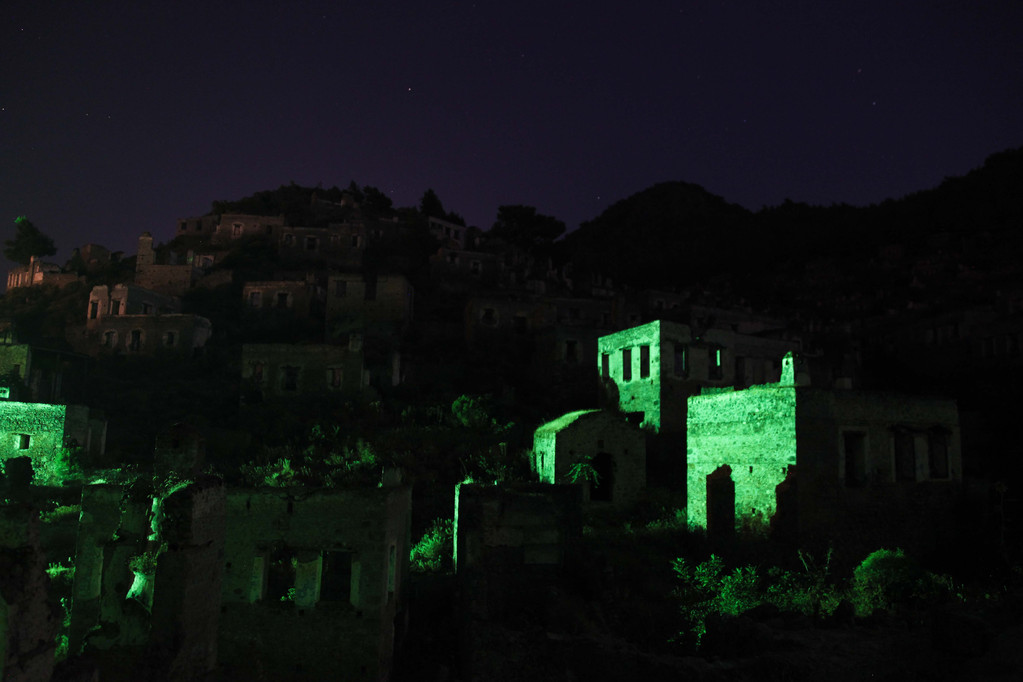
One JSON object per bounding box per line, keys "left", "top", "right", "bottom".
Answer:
{"left": 561, "top": 181, "right": 752, "bottom": 289}
{"left": 561, "top": 146, "right": 1023, "bottom": 293}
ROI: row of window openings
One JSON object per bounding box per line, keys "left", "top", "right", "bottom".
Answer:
{"left": 102, "top": 329, "right": 177, "bottom": 350}
{"left": 250, "top": 546, "right": 395, "bottom": 606}
{"left": 281, "top": 233, "right": 362, "bottom": 249}
{"left": 600, "top": 344, "right": 722, "bottom": 381}
{"left": 89, "top": 300, "right": 153, "bottom": 319}
{"left": 444, "top": 254, "right": 483, "bottom": 274}
{"left": 250, "top": 364, "right": 344, "bottom": 390}
{"left": 842, "top": 430, "right": 951, "bottom": 486}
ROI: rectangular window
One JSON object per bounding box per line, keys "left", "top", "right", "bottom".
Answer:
{"left": 328, "top": 368, "right": 342, "bottom": 389}
{"left": 565, "top": 340, "right": 578, "bottom": 363}
{"left": 622, "top": 348, "right": 632, "bottom": 381}
{"left": 894, "top": 430, "right": 916, "bottom": 482}
{"left": 639, "top": 345, "right": 650, "bottom": 378}
{"left": 305, "top": 236, "right": 317, "bottom": 251}
{"left": 103, "top": 331, "right": 116, "bottom": 347}
{"left": 843, "top": 431, "right": 867, "bottom": 487}
{"left": 249, "top": 291, "right": 262, "bottom": 307}
{"left": 334, "top": 280, "right": 347, "bottom": 297}
{"left": 111, "top": 300, "right": 121, "bottom": 315}
{"left": 276, "top": 292, "right": 289, "bottom": 309}
{"left": 320, "top": 550, "right": 353, "bottom": 603}
{"left": 89, "top": 301, "right": 99, "bottom": 319}
{"left": 928, "top": 431, "right": 950, "bottom": 479}
{"left": 710, "top": 347, "right": 724, "bottom": 379}
{"left": 16, "top": 433, "right": 30, "bottom": 449}
{"left": 387, "top": 544, "right": 396, "bottom": 598}
{"left": 142, "top": 303, "right": 153, "bottom": 314}
{"left": 674, "top": 343, "right": 688, "bottom": 377}
{"left": 601, "top": 353, "right": 610, "bottom": 378}
{"left": 351, "top": 235, "right": 360, "bottom": 248}
{"left": 163, "top": 331, "right": 176, "bottom": 347}
{"left": 283, "top": 366, "right": 299, "bottom": 391}
{"left": 129, "top": 330, "right": 142, "bottom": 351}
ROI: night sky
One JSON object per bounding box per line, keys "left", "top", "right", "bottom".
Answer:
{"left": 2, "top": 1, "right": 1021, "bottom": 275}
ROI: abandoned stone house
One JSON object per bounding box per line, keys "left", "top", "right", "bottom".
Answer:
{"left": 453, "top": 483, "right": 582, "bottom": 680}
{"left": 134, "top": 232, "right": 200, "bottom": 295}
{"left": 532, "top": 409, "right": 646, "bottom": 507}
{"left": 175, "top": 214, "right": 220, "bottom": 238}
{"left": 686, "top": 353, "right": 962, "bottom": 557}
{"left": 241, "top": 342, "right": 368, "bottom": 402}
{"left": 598, "top": 319, "right": 802, "bottom": 435}
{"left": 429, "top": 246, "right": 501, "bottom": 291}
{"left": 326, "top": 273, "right": 415, "bottom": 333}
{"left": 0, "top": 400, "right": 107, "bottom": 462}
{"left": 0, "top": 338, "right": 89, "bottom": 404}
{"left": 65, "top": 476, "right": 411, "bottom": 681}
{"left": 76, "top": 283, "right": 212, "bottom": 357}
{"left": 219, "top": 484, "right": 411, "bottom": 680}
{"left": 5, "top": 254, "right": 81, "bottom": 291}
{"left": 242, "top": 278, "right": 323, "bottom": 319}
{"left": 427, "top": 215, "right": 468, "bottom": 250}
{"left": 213, "top": 213, "right": 285, "bottom": 244}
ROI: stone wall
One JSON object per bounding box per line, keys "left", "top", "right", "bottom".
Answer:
{"left": 325, "top": 274, "right": 414, "bottom": 332}
{"left": 453, "top": 483, "right": 582, "bottom": 680}
{"left": 0, "top": 402, "right": 82, "bottom": 463}
{"left": 240, "top": 343, "right": 366, "bottom": 400}
{"left": 533, "top": 410, "right": 646, "bottom": 508}
{"left": 0, "top": 504, "right": 56, "bottom": 682}
{"left": 217, "top": 485, "right": 411, "bottom": 681}
{"left": 686, "top": 384, "right": 799, "bottom": 532}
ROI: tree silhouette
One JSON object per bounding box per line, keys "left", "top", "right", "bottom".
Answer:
{"left": 489, "top": 205, "right": 565, "bottom": 252}
{"left": 4, "top": 216, "right": 57, "bottom": 265}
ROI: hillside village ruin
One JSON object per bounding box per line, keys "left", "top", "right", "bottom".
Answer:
{"left": 0, "top": 185, "right": 1019, "bottom": 680}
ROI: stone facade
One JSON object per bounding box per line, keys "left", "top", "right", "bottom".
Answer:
{"left": 0, "top": 504, "right": 57, "bottom": 681}
{"left": 175, "top": 214, "right": 219, "bottom": 238}
{"left": 453, "top": 483, "right": 582, "bottom": 679}
{"left": 134, "top": 233, "right": 199, "bottom": 296}
{"left": 0, "top": 401, "right": 106, "bottom": 463}
{"left": 87, "top": 284, "right": 180, "bottom": 328}
{"left": 687, "top": 353, "right": 962, "bottom": 556}
{"left": 325, "top": 273, "right": 414, "bottom": 333}
{"left": 242, "top": 279, "right": 322, "bottom": 319}
{"left": 6, "top": 255, "right": 81, "bottom": 291}
{"left": 598, "top": 319, "right": 800, "bottom": 435}
{"left": 219, "top": 485, "right": 412, "bottom": 681}
{"left": 79, "top": 314, "right": 212, "bottom": 357}
{"left": 240, "top": 343, "right": 366, "bottom": 401}
{"left": 213, "top": 214, "right": 284, "bottom": 244}
{"left": 533, "top": 410, "right": 646, "bottom": 507}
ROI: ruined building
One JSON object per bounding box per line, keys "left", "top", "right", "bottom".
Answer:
{"left": 532, "top": 410, "right": 645, "bottom": 508}
{"left": 75, "top": 283, "right": 212, "bottom": 357}
{"left": 686, "top": 352, "right": 961, "bottom": 558}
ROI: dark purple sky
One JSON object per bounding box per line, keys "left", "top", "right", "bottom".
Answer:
{"left": 2, "top": 1, "right": 1021, "bottom": 272}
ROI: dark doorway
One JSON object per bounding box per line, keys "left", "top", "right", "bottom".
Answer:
{"left": 590, "top": 452, "right": 614, "bottom": 502}
{"left": 706, "top": 465, "right": 735, "bottom": 538}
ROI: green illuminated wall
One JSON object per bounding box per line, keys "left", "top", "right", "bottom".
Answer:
{"left": 686, "top": 383, "right": 798, "bottom": 530}
{"left": 0, "top": 401, "right": 70, "bottom": 460}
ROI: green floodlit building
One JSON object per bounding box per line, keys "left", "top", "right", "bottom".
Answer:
{"left": 686, "top": 353, "right": 962, "bottom": 554}
{"left": 0, "top": 400, "right": 106, "bottom": 462}
{"left": 532, "top": 409, "right": 646, "bottom": 507}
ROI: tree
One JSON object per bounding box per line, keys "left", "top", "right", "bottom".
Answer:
{"left": 488, "top": 205, "right": 565, "bottom": 252}
{"left": 419, "top": 189, "right": 446, "bottom": 219}
{"left": 5, "top": 216, "right": 57, "bottom": 265}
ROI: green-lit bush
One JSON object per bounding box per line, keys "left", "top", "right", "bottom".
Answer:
{"left": 410, "top": 518, "right": 454, "bottom": 573}
{"left": 851, "top": 548, "right": 922, "bottom": 616}
{"left": 672, "top": 554, "right": 763, "bottom": 647}
{"left": 764, "top": 548, "right": 841, "bottom": 617}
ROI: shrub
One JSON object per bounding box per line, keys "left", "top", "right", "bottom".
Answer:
{"left": 672, "top": 555, "right": 762, "bottom": 647}
{"left": 851, "top": 548, "right": 922, "bottom": 616}
{"left": 410, "top": 518, "right": 454, "bottom": 573}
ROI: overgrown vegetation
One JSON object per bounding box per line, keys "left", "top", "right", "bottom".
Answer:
{"left": 409, "top": 517, "right": 454, "bottom": 572}
{"left": 670, "top": 547, "right": 959, "bottom": 651}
